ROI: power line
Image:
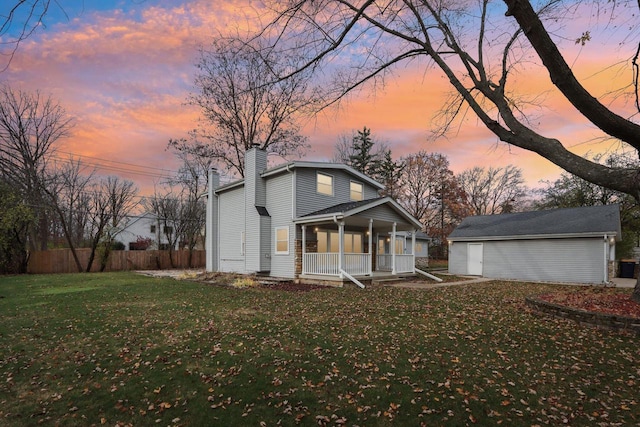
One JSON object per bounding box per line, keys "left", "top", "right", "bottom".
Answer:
{"left": 52, "top": 150, "right": 179, "bottom": 179}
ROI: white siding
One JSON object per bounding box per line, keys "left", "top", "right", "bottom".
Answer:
{"left": 266, "top": 173, "right": 295, "bottom": 278}
{"left": 218, "top": 187, "right": 246, "bottom": 273}
{"left": 448, "top": 242, "right": 467, "bottom": 275}
{"left": 449, "top": 238, "right": 605, "bottom": 284}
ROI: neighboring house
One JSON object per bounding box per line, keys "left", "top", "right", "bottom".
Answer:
{"left": 113, "top": 212, "right": 177, "bottom": 250}
{"left": 205, "top": 146, "right": 425, "bottom": 284}
{"left": 448, "top": 205, "right": 621, "bottom": 284}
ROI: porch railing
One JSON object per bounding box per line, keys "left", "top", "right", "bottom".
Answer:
{"left": 377, "top": 254, "right": 393, "bottom": 271}
{"left": 376, "top": 254, "right": 414, "bottom": 273}
{"left": 303, "top": 253, "right": 370, "bottom": 276}
{"left": 395, "top": 254, "right": 414, "bottom": 273}
{"left": 344, "top": 253, "right": 371, "bottom": 276}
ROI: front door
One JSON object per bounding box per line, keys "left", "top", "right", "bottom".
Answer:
{"left": 467, "top": 243, "right": 483, "bottom": 276}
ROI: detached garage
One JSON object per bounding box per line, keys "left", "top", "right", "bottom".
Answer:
{"left": 448, "top": 205, "right": 621, "bottom": 284}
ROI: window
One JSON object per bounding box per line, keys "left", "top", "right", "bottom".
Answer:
{"left": 275, "top": 226, "right": 289, "bottom": 254}
{"left": 350, "top": 181, "right": 363, "bottom": 201}
{"left": 395, "top": 236, "right": 406, "bottom": 254}
{"left": 317, "top": 172, "right": 333, "bottom": 196}
{"left": 416, "top": 243, "right": 423, "bottom": 253}
{"left": 150, "top": 225, "right": 156, "bottom": 233}
{"left": 378, "top": 239, "right": 386, "bottom": 254}
{"left": 317, "top": 229, "right": 363, "bottom": 253}
{"left": 163, "top": 226, "right": 173, "bottom": 235}
{"left": 240, "top": 232, "right": 246, "bottom": 255}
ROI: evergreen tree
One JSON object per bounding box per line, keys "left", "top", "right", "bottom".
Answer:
{"left": 348, "top": 127, "right": 379, "bottom": 176}
{"left": 375, "top": 149, "right": 404, "bottom": 199}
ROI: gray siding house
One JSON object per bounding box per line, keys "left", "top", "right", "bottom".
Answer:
{"left": 448, "top": 205, "right": 621, "bottom": 284}
{"left": 205, "top": 147, "right": 424, "bottom": 284}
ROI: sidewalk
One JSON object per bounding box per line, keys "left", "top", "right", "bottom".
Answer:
{"left": 610, "top": 277, "right": 636, "bottom": 288}
{"left": 385, "top": 276, "right": 491, "bottom": 289}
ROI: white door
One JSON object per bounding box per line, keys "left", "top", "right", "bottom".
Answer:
{"left": 467, "top": 243, "right": 483, "bottom": 276}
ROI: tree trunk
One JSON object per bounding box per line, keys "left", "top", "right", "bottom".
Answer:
{"left": 633, "top": 277, "right": 640, "bottom": 303}
{"left": 503, "top": 0, "right": 640, "bottom": 149}
{"left": 99, "top": 243, "right": 111, "bottom": 272}
{"left": 168, "top": 247, "right": 175, "bottom": 269}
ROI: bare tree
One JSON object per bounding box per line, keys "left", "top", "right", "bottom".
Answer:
{"left": 457, "top": 165, "right": 527, "bottom": 215}
{"left": 258, "top": 0, "right": 640, "bottom": 300}
{"left": 144, "top": 188, "right": 182, "bottom": 268}
{"left": 166, "top": 145, "right": 210, "bottom": 266}
{"left": 42, "top": 159, "right": 93, "bottom": 272}
{"left": 0, "top": 84, "right": 73, "bottom": 250}
{"left": 96, "top": 177, "right": 138, "bottom": 272}
{"left": 178, "top": 36, "right": 317, "bottom": 177}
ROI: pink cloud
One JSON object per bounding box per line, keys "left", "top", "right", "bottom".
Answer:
{"left": 1, "top": 0, "right": 635, "bottom": 197}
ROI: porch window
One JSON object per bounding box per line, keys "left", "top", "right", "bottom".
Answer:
{"left": 378, "top": 236, "right": 406, "bottom": 254}
{"left": 275, "top": 226, "right": 289, "bottom": 254}
{"left": 345, "top": 232, "right": 363, "bottom": 253}
{"left": 350, "top": 181, "right": 363, "bottom": 201}
{"left": 317, "top": 172, "right": 333, "bottom": 196}
{"left": 317, "top": 230, "right": 363, "bottom": 253}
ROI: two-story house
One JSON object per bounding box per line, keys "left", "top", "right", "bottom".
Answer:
{"left": 205, "top": 146, "right": 424, "bottom": 286}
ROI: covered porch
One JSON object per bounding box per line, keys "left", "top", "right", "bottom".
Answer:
{"left": 293, "top": 197, "right": 424, "bottom": 284}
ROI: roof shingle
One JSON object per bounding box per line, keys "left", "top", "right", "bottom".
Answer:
{"left": 449, "top": 205, "right": 621, "bottom": 240}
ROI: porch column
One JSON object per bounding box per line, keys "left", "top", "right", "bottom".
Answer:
{"left": 391, "top": 222, "right": 397, "bottom": 274}
{"left": 338, "top": 221, "right": 345, "bottom": 276}
{"left": 302, "top": 225, "right": 306, "bottom": 275}
{"left": 411, "top": 229, "right": 416, "bottom": 273}
{"left": 368, "top": 219, "right": 373, "bottom": 275}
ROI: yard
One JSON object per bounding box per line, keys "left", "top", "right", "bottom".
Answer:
{"left": 0, "top": 273, "right": 638, "bottom": 426}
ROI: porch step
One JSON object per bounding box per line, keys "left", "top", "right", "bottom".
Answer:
{"left": 256, "top": 277, "right": 293, "bottom": 286}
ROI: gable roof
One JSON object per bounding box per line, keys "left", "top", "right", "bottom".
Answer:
{"left": 448, "top": 205, "right": 621, "bottom": 241}
{"left": 294, "top": 196, "right": 423, "bottom": 229}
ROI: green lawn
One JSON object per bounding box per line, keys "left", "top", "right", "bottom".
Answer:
{"left": 0, "top": 272, "right": 638, "bottom": 426}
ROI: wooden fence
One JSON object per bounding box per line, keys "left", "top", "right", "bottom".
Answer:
{"left": 27, "top": 249, "right": 206, "bottom": 274}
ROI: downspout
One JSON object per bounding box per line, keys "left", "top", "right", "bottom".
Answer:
{"left": 603, "top": 234, "right": 609, "bottom": 283}
{"left": 287, "top": 164, "right": 294, "bottom": 219}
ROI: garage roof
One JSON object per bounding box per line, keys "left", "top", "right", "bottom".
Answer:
{"left": 448, "top": 205, "right": 621, "bottom": 241}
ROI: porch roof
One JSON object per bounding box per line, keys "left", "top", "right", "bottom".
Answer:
{"left": 293, "top": 196, "right": 423, "bottom": 230}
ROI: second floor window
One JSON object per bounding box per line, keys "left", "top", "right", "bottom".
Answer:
{"left": 350, "top": 181, "right": 363, "bottom": 201}
{"left": 317, "top": 172, "right": 333, "bottom": 196}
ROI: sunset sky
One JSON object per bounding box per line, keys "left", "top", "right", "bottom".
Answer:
{"left": 2, "top": 0, "right": 638, "bottom": 194}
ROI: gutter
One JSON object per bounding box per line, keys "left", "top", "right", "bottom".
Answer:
{"left": 448, "top": 231, "right": 620, "bottom": 242}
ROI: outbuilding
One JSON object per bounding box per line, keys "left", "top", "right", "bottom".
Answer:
{"left": 448, "top": 205, "right": 621, "bottom": 284}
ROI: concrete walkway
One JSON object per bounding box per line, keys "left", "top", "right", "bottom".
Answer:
{"left": 385, "top": 277, "right": 492, "bottom": 289}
